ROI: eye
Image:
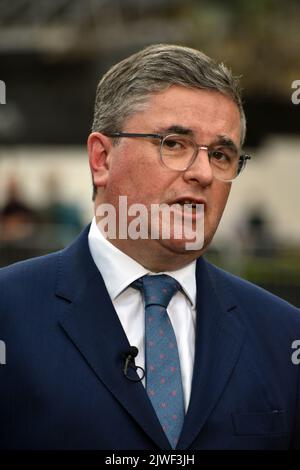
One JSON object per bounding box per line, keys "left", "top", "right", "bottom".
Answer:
{"left": 209, "top": 148, "right": 234, "bottom": 165}
{"left": 164, "top": 138, "right": 184, "bottom": 150}
{"left": 163, "top": 136, "right": 192, "bottom": 154}
{"left": 210, "top": 150, "right": 228, "bottom": 161}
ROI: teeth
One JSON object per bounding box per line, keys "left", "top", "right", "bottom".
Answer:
{"left": 174, "top": 200, "right": 199, "bottom": 207}
{"left": 174, "top": 201, "right": 198, "bottom": 209}
{"left": 183, "top": 200, "right": 196, "bottom": 206}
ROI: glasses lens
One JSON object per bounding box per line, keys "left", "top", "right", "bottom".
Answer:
{"left": 161, "top": 134, "right": 248, "bottom": 181}
{"left": 208, "top": 149, "right": 240, "bottom": 181}
{"left": 161, "top": 135, "right": 195, "bottom": 171}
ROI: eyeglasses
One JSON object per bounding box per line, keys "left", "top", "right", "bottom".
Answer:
{"left": 105, "top": 132, "right": 251, "bottom": 182}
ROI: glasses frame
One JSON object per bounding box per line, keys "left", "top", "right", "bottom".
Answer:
{"left": 104, "top": 132, "right": 251, "bottom": 182}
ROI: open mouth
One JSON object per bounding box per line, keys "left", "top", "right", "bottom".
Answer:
{"left": 175, "top": 200, "right": 199, "bottom": 209}
{"left": 169, "top": 198, "right": 206, "bottom": 211}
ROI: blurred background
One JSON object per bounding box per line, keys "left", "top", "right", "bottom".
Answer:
{"left": 0, "top": 0, "right": 299, "bottom": 305}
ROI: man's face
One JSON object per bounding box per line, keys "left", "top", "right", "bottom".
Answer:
{"left": 90, "top": 85, "right": 241, "bottom": 270}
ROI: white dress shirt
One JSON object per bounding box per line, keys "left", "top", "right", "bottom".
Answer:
{"left": 88, "top": 217, "right": 196, "bottom": 412}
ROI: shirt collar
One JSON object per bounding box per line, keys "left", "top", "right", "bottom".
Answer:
{"left": 88, "top": 217, "right": 196, "bottom": 307}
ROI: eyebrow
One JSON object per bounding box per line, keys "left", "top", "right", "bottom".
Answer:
{"left": 215, "top": 135, "right": 239, "bottom": 154}
{"left": 156, "top": 124, "right": 194, "bottom": 136}
{"left": 156, "top": 126, "right": 239, "bottom": 153}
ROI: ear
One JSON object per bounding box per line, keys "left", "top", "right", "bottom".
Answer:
{"left": 87, "top": 132, "right": 112, "bottom": 190}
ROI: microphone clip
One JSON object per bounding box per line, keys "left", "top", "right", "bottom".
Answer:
{"left": 123, "top": 346, "right": 145, "bottom": 382}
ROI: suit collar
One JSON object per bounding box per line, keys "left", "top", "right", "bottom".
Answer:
{"left": 177, "top": 257, "right": 246, "bottom": 449}
{"left": 56, "top": 227, "right": 246, "bottom": 450}
{"left": 56, "top": 226, "right": 171, "bottom": 449}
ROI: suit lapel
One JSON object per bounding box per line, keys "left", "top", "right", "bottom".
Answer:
{"left": 55, "top": 227, "right": 247, "bottom": 450}
{"left": 177, "top": 258, "right": 246, "bottom": 449}
{"left": 56, "top": 226, "right": 171, "bottom": 450}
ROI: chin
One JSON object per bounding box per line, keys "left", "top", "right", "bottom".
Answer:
{"left": 159, "top": 236, "right": 207, "bottom": 256}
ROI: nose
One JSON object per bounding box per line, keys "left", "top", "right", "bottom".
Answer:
{"left": 182, "top": 146, "right": 214, "bottom": 187}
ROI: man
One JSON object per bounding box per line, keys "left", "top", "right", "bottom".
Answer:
{"left": 0, "top": 44, "right": 299, "bottom": 450}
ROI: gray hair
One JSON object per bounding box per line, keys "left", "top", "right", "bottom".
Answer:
{"left": 91, "top": 43, "right": 246, "bottom": 199}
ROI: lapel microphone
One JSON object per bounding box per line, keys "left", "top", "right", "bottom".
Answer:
{"left": 123, "top": 346, "right": 145, "bottom": 382}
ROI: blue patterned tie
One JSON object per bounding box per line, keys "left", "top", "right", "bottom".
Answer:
{"left": 132, "top": 274, "right": 185, "bottom": 448}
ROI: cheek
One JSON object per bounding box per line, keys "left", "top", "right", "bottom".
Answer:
{"left": 219, "top": 184, "right": 231, "bottom": 209}
{"left": 110, "top": 155, "right": 173, "bottom": 204}
{"left": 106, "top": 142, "right": 181, "bottom": 208}
{"left": 210, "top": 183, "right": 231, "bottom": 218}
{"left": 106, "top": 151, "right": 135, "bottom": 191}
{"left": 105, "top": 157, "right": 153, "bottom": 204}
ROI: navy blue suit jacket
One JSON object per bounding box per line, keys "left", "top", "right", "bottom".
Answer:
{"left": 0, "top": 226, "right": 300, "bottom": 449}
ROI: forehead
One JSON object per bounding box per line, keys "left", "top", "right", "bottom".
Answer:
{"left": 126, "top": 85, "right": 241, "bottom": 145}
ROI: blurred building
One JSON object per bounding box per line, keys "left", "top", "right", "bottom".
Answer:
{"left": 0, "top": 0, "right": 299, "bottom": 304}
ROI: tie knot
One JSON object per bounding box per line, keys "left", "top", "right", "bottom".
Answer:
{"left": 132, "top": 274, "right": 180, "bottom": 308}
